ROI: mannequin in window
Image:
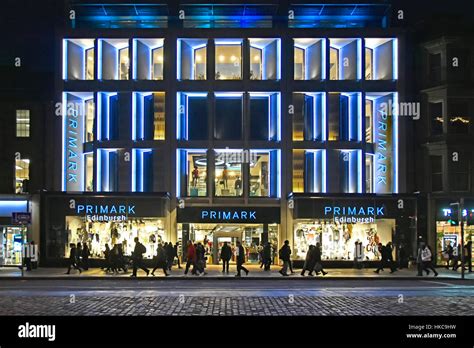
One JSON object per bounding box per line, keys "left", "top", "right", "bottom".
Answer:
{"left": 192, "top": 166, "right": 199, "bottom": 187}
{"left": 234, "top": 176, "right": 242, "bottom": 196}
{"left": 222, "top": 165, "right": 228, "bottom": 189}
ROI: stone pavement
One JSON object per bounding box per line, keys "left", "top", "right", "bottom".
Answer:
{"left": 1, "top": 264, "right": 472, "bottom": 279}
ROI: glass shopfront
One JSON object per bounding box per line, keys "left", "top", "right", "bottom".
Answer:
{"left": 435, "top": 200, "right": 474, "bottom": 265}
{"left": 294, "top": 219, "right": 394, "bottom": 260}
{"left": 291, "top": 195, "right": 417, "bottom": 262}
{"left": 42, "top": 194, "right": 169, "bottom": 263}
{"left": 0, "top": 226, "right": 28, "bottom": 266}
{"left": 177, "top": 206, "right": 280, "bottom": 264}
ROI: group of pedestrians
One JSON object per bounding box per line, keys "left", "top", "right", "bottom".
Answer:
{"left": 65, "top": 242, "right": 90, "bottom": 274}
{"left": 374, "top": 242, "right": 398, "bottom": 274}
{"left": 258, "top": 242, "right": 273, "bottom": 271}
{"left": 184, "top": 240, "right": 209, "bottom": 276}
{"left": 443, "top": 241, "right": 472, "bottom": 273}
{"left": 300, "top": 243, "right": 328, "bottom": 276}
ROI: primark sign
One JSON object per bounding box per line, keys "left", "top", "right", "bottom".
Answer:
{"left": 324, "top": 205, "right": 385, "bottom": 223}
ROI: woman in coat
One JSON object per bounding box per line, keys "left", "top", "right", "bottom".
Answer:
{"left": 151, "top": 243, "right": 169, "bottom": 276}
{"left": 301, "top": 245, "right": 316, "bottom": 276}
{"left": 313, "top": 243, "right": 328, "bottom": 276}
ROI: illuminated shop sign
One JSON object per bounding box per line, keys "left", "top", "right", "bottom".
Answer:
{"left": 374, "top": 98, "right": 394, "bottom": 193}
{"left": 442, "top": 208, "right": 473, "bottom": 217}
{"left": 74, "top": 204, "right": 136, "bottom": 222}
{"left": 64, "top": 102, "right": 84, "bottom": 191}
{"left": 201, "top": 210, "right": 256, "bottom": 221}
{"left": 178, "top": 207, "right": 280, "bottom": 223}
{"left": 324, "top": 205, "right": 385, "bottom": 223}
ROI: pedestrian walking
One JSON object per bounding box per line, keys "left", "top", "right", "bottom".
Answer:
{"left": 174, "top": 242, "right": 182, "bottom": 269}
{"left": 151, "top": 243, "right": 169, "bottom": 276}
{"left": 279, "top": 240, "right": 292, "bottom": 276}
{"left": 443, "top": 242, "right": 454, "bottom": 269}
{"left": 416, "top": 239, "right": 425, "bottom": 276}
{"left": 374, "top": 243, "right": 385, "bottom": 273}
{"left": 397, "top": 243, "right": 408, "bottom": 269}
{"left": 196, "top": 242, "right": 207, "bottom": 276}
{"left": 76, "top": 242, "right": 83, "bottom": 268}
{"left": 452, "top": 243, "right": 462, "bottom": 270}
{"left": 82, "top": 243, "right": 90, "bottom": 271}
{"left": 301, "top": 245, "right": 316, "bottom": 276}
{"left": 419, "top": 243, "right": 438, "bottom": 276}
{"left": 166, "top": 242, "right": 175, "bottom": 270}
{"left": 103, "top": 244, "right": 112, "bottom": 272}
{"left": 184, "top": 240, "right": 197, "bottom": 275}
{"left": 130, "top": 237, "right": 150, "bottom": 277}
{"left": 258, "top": 244, "right": 265, "bottom": 269}
{"left": 263, "top": 242, "right": 272, "bottom": 271}
{"left": 465, "top": 241, "right": 472, "bottom": 273}
{"left": 385, "top": 242, "right": 397, "bottom": 273}
{"left": 235, "top": 241, "right": 249, "bottom": 277}
{"left": 220, "top": 241, "right": 232, "bottom": 274}
{"left": 313, "top": 242, "right": 328, "bottom": 276}
{"left": 65, "top": 243, "right": 82, "bottom": 274}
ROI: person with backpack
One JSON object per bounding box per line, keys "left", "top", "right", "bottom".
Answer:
{"left": 279, "top": 240, "right": 292, "bottom": 276}
{"left": 151, "top": 243, "right": 169, "bottom": 276}
{"left": 235, "top": 241, "right": 249, "bottom": 277}
{"left": 220, "top": 242, "right": 232, "bottom": 274}
{"left": 419, "top": 243, "right": 438, "bottom": 276}
{"left": 131, "top": 237, "right": 149, "bottom": 277}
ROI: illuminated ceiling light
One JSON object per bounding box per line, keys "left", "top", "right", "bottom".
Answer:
{"left": 195, "top": 55, "right": 202, "bottom": 62}
{"left": 219, "top": 55, "right": 225, "bottom": 63}
{"left": 157, "top": 55, "right": 163, "bottom": 63}
{"left": 254, "top": 55, "right": 260, "bottom": 62}
{"left": 230, "top": 55, "right": 236, "bottom": 62}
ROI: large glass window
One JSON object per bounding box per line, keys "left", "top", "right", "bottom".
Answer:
{"left": 329, "top": 39, "right": 361, "bottom": 80}
{"left": 15, "top": 159, "right": 29, "bottom": 193}
{"left": 328, "top": 92, "right": 361, "bottom": 141}
{"left": 250, "top": 150, "right": 280, "bottom": 197}
{"left": 365, "top": 99, "right": 373, "bottom": 142}
{"left": 177, "top": 92, "right": 208, "bottom": 140}
{"left": 214, "top": 93, "right": 243, "bottom": 140}
{"left": 365, "top": 38, "right": 397, "bottom": 80}
{"left": 177, "top": 39, "right": 207, "bottom": 80}
{"left": 84, "top": 153, "right": 93, "bottom": 192}
{"left": 214, "top": 149, "right": 243, "bottom": 197}
{"left": 98, "top": 39, "right": 129, "bottom": 80}
{"left": 63, "top": 39, "right": 95, "bottom": 80}
{"left": 177, "top": 149, "right": 207, "bottom": 197}
{"left": 292, "top": 149, "right": 325, "bottom": 193}
{"left": 294, "top": 39, "right": 325, "bottom": 80}
{"left": 84, "top": 99, "right": 94, "bottom": 142}
{"left": 132, "top": 149, "right": 153, "bottom": 192}
{"left": 65, "top": 216, "right": 166, "bottom": 260}
{"left": 97, "top": 93, "right": 119, "bottom": 141}
{"left": 215, "top": 39, "right": 242, "bottom": 80}
{"left": 249, "top": 92, "right": 280, "bottom": 141}
{"left": 429, "top": 101, "right": 444, "bottom": 136}
{"left": 294, "top": 219, "right": 394, "bottom": 260}
{"left": 97, "top": 149, "right": 119, "bottom": 192}
{"left": 133, "top": 39, "right": 164, "bottom": 80}
{"left": 133, "top": 92, "right": 165, "bottom": 141}
{"left": 249, "top": 38, "right": 280, "bottom": 80}
{"left": 292, "top": 92, "right": 325, "bottom": 141}
{"left": 16, "top": 110, "right": 30, "bottom": 138}
{"left": 325, "top": 149, "right": 361, "bottom": 193}
{"left": 365, "top": 154, "right": 374, "bottom": 193}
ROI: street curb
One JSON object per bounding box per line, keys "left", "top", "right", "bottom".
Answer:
{"left": 0, "top": 276, "right": 470, "bottom": 281}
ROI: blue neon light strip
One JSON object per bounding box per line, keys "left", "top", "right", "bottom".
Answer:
{"left": 0, "top": 201, "right": 28, "bottom": 217}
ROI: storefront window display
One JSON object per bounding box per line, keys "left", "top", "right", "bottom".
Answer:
{"left": 214, "top": 152, "right": 242, "bottom": 197}
{"left": 294, "top": 219, "right": 394, "bottom": 260}
{"left": 0, "top": 226, "right": 27, "bottom": 266}
{"left": 436, "top": 221, "right": 474, "bottom": 263}
{"left": 65, "top": 216, "right": 166, "bottom": 260}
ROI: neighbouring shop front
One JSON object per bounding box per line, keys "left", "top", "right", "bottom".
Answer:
{"left": 0, "top": 197, "right": 31, "bottom": 266}
{"left": 177, "top": 206, "right": 280, "bottom": 264}
{"left": 42, "top": 193, "right": 170, "bottom": 265}
{"left": 433, "top": 198, "right": 474, "bottom": 266}
{"left": 290, "top": 195, "right": 417, "bottom": 265}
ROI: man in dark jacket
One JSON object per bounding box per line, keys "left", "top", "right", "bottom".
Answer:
{"left": 65, "top": 243, "right": 82, "bottom": 274}
{"left": 314, "top": 242, "right": 328, "bottom": 276}
{"left": 386, "top": 242, "right": 397, "bottom": 273}
{"left": 82, "top": 243, "right": 90, "bottom": 270}
{"left": 279, "top": 240, "right": 292, "bottom": 276}
{"left": 131, "top": 237, "right": 149, "bottom": 277}
{"left": 263, "top": 242, "right": 272, "bottom": 271}
{"left": 374, "top": 243, "right": 385, "bottom": 274}
{"left": 235, "top": 241, "right": 249, "bottom": 277}
{"left": 151, "top": 243, "right": 169, "bottom": 276}
{"left": 220, "top": 242, "right": 232, "bottom": 274}
{"left": 166, "top": 242, "right": 175, "bottom": 271}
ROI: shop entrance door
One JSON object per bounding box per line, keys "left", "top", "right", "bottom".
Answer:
{"left": 213, "top": 229, "right": 242, "bottom": 265}
{"left": 0, "top": 226, "right": 26, "bottom": 266}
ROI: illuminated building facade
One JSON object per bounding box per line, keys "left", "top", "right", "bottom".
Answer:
{"left": 46, "top": 0, "right": 416, "bottom": 266}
